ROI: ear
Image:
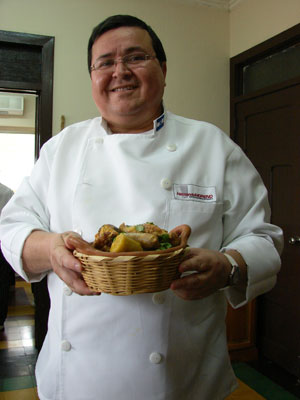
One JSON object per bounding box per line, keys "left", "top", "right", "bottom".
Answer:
{"left": 161, "top": 62, "right": 167, "bottom": 79}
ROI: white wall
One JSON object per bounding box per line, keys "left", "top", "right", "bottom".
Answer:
{"left": 230, "top": 0, "right": 300, "bottom": 56}
{"left": 1, "top": 0, "right": 230, "bottom": 134}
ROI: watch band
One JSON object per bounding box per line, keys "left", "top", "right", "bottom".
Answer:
{"left": 219, "top": 253, "right": 240, "bottom": 290}
{"left": 223, "top": 253, "right": 240, "bottom": 286}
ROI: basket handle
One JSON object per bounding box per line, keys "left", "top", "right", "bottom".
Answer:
{"left": 169, "top": 224, "right": 191, "bottom": 248}
{"left": 66, "top": 235, "right": 95, "bottom": 254}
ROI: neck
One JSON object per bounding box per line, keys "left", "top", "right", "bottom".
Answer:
{"left": 107, "top": 105, "right": 163, "bottom": 134}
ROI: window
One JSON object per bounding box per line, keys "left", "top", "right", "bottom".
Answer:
{"left": 0, "top": 92, "right": 36, "bottom": 192}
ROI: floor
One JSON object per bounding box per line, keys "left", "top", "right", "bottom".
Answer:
{"left": 0, "top": 278, "right": 299, "bottom": 400}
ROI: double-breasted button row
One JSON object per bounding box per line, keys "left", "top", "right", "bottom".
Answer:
{"left": 61, "top": 340, "right": 164, "bottom": 365}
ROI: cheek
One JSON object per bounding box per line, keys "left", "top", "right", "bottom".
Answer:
{"left": 91, "top": 76, "right": 109, "bottom": 106}
{"left": 91, "top": 75, "right": 108, "bottom": 97}
{"left": 146, "top": 74, "right": 165, "bottom": 99}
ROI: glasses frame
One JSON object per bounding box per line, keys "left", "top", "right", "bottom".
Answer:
{"left": 90, "top": 53, "right": 156, "bottom": 73}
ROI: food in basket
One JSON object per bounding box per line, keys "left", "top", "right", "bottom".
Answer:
{"left": 69, "top": 223, "right": 191, "bottom": 295}
{"left": 92, "top": 222, "right": 182, "bottom": 252}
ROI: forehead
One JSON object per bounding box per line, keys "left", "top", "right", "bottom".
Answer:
{"left": 91, "top": 26, "right": 154, "bottom": 58}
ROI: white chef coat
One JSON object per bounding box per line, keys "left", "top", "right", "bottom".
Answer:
{"left": 0, "top": 111, "right": 283, "bottom": 400}
{"left": 0, "top": 183, "right": 13, "bottom": 214}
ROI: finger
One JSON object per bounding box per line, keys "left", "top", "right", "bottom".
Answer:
{"left": 52, "top": 244, "right": 82, "bottom": 273}
{"left": 55, "top": 265, "right": 100, "bottom": 296}
{"left": 62, "top": 232, "right": 84, "bottom": 250}
{"left": 171, "top": 273, "right": 203, "bottom": 291}
{"left": 179, "top": 257, "right": 209, "bottom": 273}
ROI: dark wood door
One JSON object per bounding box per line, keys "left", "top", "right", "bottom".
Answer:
{"left": 235, "top": 83, "right": 300, "bottom": 378}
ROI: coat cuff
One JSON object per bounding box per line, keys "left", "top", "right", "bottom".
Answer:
{"left": 220, "top": 235, "right": 281, "bottom": 309}
{"left": 2, "top": 225, "right": 48, "bottom": 283}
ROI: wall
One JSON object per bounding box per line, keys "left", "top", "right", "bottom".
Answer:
{"left": 230, "top": 0, "right": 300, "bottom": 57}
{"left": 1, "top": 0, "right": 230, "bottom": 134}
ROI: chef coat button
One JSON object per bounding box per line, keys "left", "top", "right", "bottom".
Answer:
{"left": 149, "top": 352, "right": 163, "bottom": 364}
{"left": 61, "top": 340, "right": 72, "bottom": 352}
{"left": 63, "top": 285, "right": 73, "bottom": 296}
{"left": 166, "top": 143, "right": 177, "bottom": 152}
{"left": 152, "top": 292, "right": 166, "bottom": 305}
{"left": 160, "top": 178, "right": 172, "bottom": 190}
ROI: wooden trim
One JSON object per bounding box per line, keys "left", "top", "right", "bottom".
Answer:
{"left": 0, "top": 126, "right": 35, "bottom": 133}
{"left": 0, "top": 81, "right": 42, "bottom": 91}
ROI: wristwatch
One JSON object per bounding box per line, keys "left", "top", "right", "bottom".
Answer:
{"left": 223, "top": 253, "right": 241, "bottom": 286}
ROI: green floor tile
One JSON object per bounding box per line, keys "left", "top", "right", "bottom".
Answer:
{"left": 233, "top": 362, "right": 299, "bottom": 400}
{"left": 0, "top": 375, "right": 35, "bottom": 392}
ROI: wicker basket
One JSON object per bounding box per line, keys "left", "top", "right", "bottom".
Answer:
{"left": 71, "top": 224, "right": 191, "bottom": 296}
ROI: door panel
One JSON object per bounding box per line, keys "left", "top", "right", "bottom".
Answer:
{"left": 235, "top": 84, "right": 300, "bottom": 378}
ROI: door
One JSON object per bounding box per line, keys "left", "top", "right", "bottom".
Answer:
{"left": 235, "top": 83, "right": 300, "bottom": 378}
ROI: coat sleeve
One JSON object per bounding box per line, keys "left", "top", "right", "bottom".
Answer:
{"left": 0, "top": 142, "right": 54, "bottom": 283}
{"left": 220, "top": 145, "right": 283, "bottom": 309}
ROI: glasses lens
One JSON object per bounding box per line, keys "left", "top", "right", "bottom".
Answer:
{"left": 126, "top": 53, "right": 148, "bottom": 65}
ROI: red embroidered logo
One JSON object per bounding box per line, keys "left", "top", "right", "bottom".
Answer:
{"left": 174, "top": 184, "right": 216, "bottom": 202}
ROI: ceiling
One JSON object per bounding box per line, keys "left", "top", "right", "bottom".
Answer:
{"left": 170, "top": 0, "right": 244, "bottom": 10}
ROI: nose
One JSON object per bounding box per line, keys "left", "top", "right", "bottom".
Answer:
{"left": 112, "top": 59, "right": 132, "bottom": 77}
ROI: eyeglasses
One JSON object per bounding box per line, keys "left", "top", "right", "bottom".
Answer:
{"left": 90, "top": 53, "right": 156, "bottom": 72}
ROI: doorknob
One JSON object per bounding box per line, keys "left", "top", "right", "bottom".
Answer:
{"left": 288, "top": 236, "right": 300, "bottom": 245}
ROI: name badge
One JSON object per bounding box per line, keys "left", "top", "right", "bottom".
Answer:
{"left": 173, "top": 184, "right": 216, "bottom": 202}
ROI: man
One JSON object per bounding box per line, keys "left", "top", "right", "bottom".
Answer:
{"left": 0, "top": 15, "right": 283, "bottom": 400}
{"left": 0, "top": 182, "right": 14, "bottom": 331}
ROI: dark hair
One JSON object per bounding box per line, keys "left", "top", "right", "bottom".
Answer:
{"left": 87, "top": 14, "right": 167, "bottom": 73}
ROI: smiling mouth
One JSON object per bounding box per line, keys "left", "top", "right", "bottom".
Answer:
{"left": 111, "top": 85, "right": 137, "bottom": 92}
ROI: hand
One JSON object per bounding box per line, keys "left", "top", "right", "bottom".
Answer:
{"left": 170, "top": 248, "right": 232, "bottom": 300}
{"left": 49, "top": 232, "right": 101, "bottom": 296}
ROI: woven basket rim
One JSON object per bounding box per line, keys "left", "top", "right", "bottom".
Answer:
{"left": 74, "top": 246, "right": 187, "bottom": 261}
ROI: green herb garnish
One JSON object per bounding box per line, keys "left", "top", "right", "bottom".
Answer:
{"left": 135, "top": 224, "right": 145, "bottom": 232}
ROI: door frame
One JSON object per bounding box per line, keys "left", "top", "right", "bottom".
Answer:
{"left": 0, "top": 30, "right": 54, "bottom": 158}
{"left": 230, "top": 23, "right": 300, "bottom": 142}
{"left": 228, "top": 23, "right": 300, "bottom": 363}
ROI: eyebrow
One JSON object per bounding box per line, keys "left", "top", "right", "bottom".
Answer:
{"left": 94, "top": 46, "right": 149, "bottom": 61}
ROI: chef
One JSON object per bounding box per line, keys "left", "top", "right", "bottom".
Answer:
{"left": 0, "top": 15, "right": 283, "bottom": 400}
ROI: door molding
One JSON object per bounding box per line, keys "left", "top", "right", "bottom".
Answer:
{"left": 0, "top": 30, "right": 54, "bottom": 158}
{"left": 230, "top": 23, "right": 300, "bottom": 142}
{"left": 228, "top": 23, "right": 300, "bottom": 367}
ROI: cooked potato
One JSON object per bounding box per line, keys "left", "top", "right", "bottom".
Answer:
{"left": 110, "top": 233, "right": 143, "bottom": 252}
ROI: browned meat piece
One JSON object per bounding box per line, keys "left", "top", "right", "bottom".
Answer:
{"left": 93, "top": 224, "right": 120, "bottom": 250}
{"left": 119, "top": 222, "right": 168, "bottom": 236}
{"left": 124, "top": 232, "right": 160, "bottom": 250}
{"left": 143, "top": 223, "right": 168, "bottom": 236}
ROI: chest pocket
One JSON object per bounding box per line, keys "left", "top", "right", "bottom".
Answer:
{"left": 167, "top": 199, "right": 224, "bottom": 248}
